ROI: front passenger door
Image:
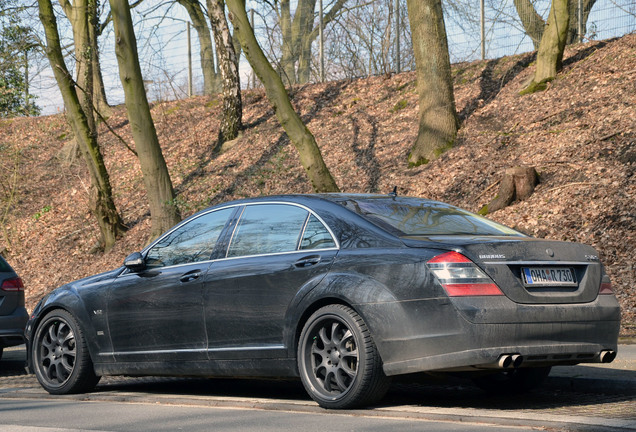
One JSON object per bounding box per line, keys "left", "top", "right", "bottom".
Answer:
{"left": 107, "top": 207, "right": 234, "bottom": 363}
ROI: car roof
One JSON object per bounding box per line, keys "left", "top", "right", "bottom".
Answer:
{"left": 210, "top": 193, "right": 440, "bottom": 207}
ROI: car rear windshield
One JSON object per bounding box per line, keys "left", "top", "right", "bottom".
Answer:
{"left": 0, "top": 255, "right": 12, "bottom": 272}
{"left": 340, "top": 199, "right": 523, "bottom": 237}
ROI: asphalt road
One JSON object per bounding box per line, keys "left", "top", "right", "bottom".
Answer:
{"left": 0, "top": 398, "right": 553, "bottom": 432}
{"left": 1, "top": 345, "right": 635, "bottom": 431}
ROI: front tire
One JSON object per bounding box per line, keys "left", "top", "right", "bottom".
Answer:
{"left": 32, "top": 309, "right": 100, "bottom": 394}
{"left": 297, "top": 305, "right": 390, "bottom": 409}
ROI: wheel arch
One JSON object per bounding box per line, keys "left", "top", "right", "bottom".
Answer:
{"left": 27, "top": 291, "right": 100, "bottom": 372}
{"left": 285, "top": 271, "right": 399, "bottom": 360}
{"left": 292, "top": 296, "right": 355, "bottom": 358}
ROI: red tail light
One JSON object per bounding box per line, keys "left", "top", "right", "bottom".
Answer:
{"left": 599, "top": 282, "right": 613, "bottom": 295}
{"left": 427, "top": 251, "right": 503, "bottom": 296}
{"left": 1, "top": 277, "right": 24, "bottom": 292}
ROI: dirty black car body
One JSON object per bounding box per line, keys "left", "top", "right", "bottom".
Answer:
{"left": 25, "top": 194, "right": 621, "bottom": 408}
{"left": 0, "top": 254, "right": 28, "bottom": 359}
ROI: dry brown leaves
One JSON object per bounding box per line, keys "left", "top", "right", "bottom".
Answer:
{"left": 0, "top": 34, "right": 634, "bottom": 334}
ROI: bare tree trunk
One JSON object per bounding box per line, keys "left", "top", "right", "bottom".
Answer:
{"left": 88, "top": 0, "right": 111, "bottom": 115}
{"left": 38, "top": 0, "right": 126, "bottom": 251}
{"left": 108, "top": 0, "right": 181, "bottom": 240}
{"left": 226, "top": 0, "right": 339, "bottom": 193}
{"left": 280, "top": 0, "right": 297, "bottom": 84}
{"left": 514, "top": 0, "right": 594, "bottom": 48}
{"left": 567, "top": 0, "right": 595, "bottom": 43}
{"left": 522, "top": 0, "right": 570, "bottom": 94}
{"left": 513, "top": 0, "right": 545, "bottom": 49}
{"left": 207, "top": 0, "right": 242, "bottom": 143}
{"left": 279, "top": 0, "right": 346, "bottom": 84}
{"left": 178, "top": 0, "right": 220, "bottom": 95}
{"left": 406, "top": 0, "right": 458, "bottom": 167}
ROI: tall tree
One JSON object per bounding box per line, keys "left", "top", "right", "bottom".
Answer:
{"left": 0, "top": 0, "right": 39, "bottom": 117}
{"left": 88, "top": 0, "right": 111, "bottom": 115}
{"left": 177, "top": 0, "right": 220, "bottom": 95}
{"left": 514, "top": 0, "right": 595, "bottom": 48}
{"left": 59, "top": 0, "right": 97, "bottom": 141}
{"left": 276, "top": 0, "right": 347, "bottom": 84}
{"left": 522, "top": 0, "right": 570, "bottom": 94}
{"left": 37, "top": 0, "right": 126, "bottom": 251}
{"left": 226, "top": 0, "right": 339, "bottom": 192}
{"left": 406, "top": 0, "right": 458, "bottom": 166}
{"left": 207, "top": 0, "right": 242, "bottom": 143}
{"left": 109, "top": 0, "right": 181, "bottom": 239}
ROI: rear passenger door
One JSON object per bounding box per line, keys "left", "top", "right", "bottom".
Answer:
{"left": 203, "top": 203, "right": 338, "bottom": 359}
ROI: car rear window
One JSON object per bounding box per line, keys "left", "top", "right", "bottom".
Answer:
{"left": 340, "top": 199, "right": 523, "bottom": 237}
{"left": 0, "top": 255, "right": 12, "bottom": 272}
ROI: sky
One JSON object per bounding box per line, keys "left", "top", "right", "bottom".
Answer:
{"left": 26, "top": 0, "right": 636, "bottom": 116}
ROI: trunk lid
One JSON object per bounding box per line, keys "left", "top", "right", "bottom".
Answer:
{"left": 403, "top": 235, "right": 602, "bottom": 304}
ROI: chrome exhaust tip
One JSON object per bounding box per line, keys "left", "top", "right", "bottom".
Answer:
{"left": 600, "top": 350, "right": 616, "bottom": 363}
{"left": 498, "top": 354, "right": 512, "bottom": 369}
{"left": 511, "top": 354, "right": 523, "bottom": 368}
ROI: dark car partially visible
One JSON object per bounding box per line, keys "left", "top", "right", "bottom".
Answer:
{"left": 0, "top": 254, "right": 28, "bottom": 360}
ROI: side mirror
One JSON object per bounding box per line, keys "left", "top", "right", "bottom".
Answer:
{"left": 124, "top": 252, "right": 146, "bottom": 272}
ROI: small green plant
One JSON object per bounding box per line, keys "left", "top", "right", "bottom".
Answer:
{"left": 33, "top": 205, "right": 52, "bottom": 221}
{"left": 390, "top": 99, "right": 408, "bottom": 113}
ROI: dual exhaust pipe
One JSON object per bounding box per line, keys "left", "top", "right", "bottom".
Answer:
{"left": 497, "top": 353, "right": 523, "bottom": 369}
{"left": 599, "top": 349, "right": 616, "bottom": 363}
{"left": 487, "top": 349, "right": 615, "bottom": 369}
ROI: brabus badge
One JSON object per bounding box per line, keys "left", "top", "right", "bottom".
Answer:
{"left": 479, "top": 254, "right": 506, "bottom": 259}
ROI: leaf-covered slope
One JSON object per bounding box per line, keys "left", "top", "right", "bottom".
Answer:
{"left": 1, "top": 34, "right": 634, "bottom": 334}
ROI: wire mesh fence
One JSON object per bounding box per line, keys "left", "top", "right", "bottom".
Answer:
{"left": 26, "top": 0, "right": 636, "bottom": 115}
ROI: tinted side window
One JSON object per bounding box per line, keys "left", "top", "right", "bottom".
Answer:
{"left": 300, "top": 215, "right": 336, "bottom": 250}
{"left": 227, "top": 204, "right": 308, "bottom": 258}
{"left": 146, "top": 208, "right": 233, "bottom": 268}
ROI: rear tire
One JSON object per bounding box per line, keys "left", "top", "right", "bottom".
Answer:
{"left": 32, "top": 309, "right": 100, "bottom": 394}
{"left": 297, "top": 304, "right": 391, "bottom": 409}
{"left": 473, "top": 366, "right": 551, "bottom": 393}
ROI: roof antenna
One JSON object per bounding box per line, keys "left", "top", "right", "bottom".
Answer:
{"left": 389, "top": 186, "right": 398, "bottom": 197}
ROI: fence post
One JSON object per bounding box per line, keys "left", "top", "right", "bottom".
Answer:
{"left": 395, "top": 0, "right": 401, "bottom": 73}
{"left": 319, "top": 0, "right": 325, "bottom": 82}
{"left": 250, "top": 8, "right": 256, "bottom": 88}
{"left": 578, "top": 0, "right": 583, "bottom": 42}
{"left": 187, "top": 22, "right": 192, "bottom": 97}
{"left": 480, "top": 0, "right": 485, "bottom": 60}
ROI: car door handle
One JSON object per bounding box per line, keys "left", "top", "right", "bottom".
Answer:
{"left": 295, "top": 256, "right": 321, "bottom": 267}
{"left": 179, "top": 271, "right": 201, "bottom": 283}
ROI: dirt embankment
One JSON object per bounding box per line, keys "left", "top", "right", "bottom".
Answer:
{"left": 1, "top": 34, "right": 634, "bottom": 334}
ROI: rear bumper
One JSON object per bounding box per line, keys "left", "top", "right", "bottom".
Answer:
{"left": 0, "top": 306, "right": 28, "bottom": 348}
{"left": 357, "top": 295, "right": 620, "bottom": 377}
{"left": 381, "top": 329, "right": 619, "bottom": 375}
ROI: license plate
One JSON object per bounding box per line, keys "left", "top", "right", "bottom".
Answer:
{"left": 522, "top": 267, "right": 577, "bottom": 286}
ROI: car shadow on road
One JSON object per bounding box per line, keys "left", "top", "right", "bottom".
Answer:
{"left": 91, "top": 367, "right": 636, "bottom": 416}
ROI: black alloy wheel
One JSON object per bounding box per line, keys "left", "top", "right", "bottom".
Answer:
{"left": 297, "top": 304, "right": 390, "bottom": 409}
{"left": 32, "top": 309, "right": 99, "bottom": 394}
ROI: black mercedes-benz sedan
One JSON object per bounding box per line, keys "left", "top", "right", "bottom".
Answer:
{"left": 1, "top": 254, "right": 28, "bottom": 359}
{"left": 25, "top": 194, "right": 620, "bottom": 408}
